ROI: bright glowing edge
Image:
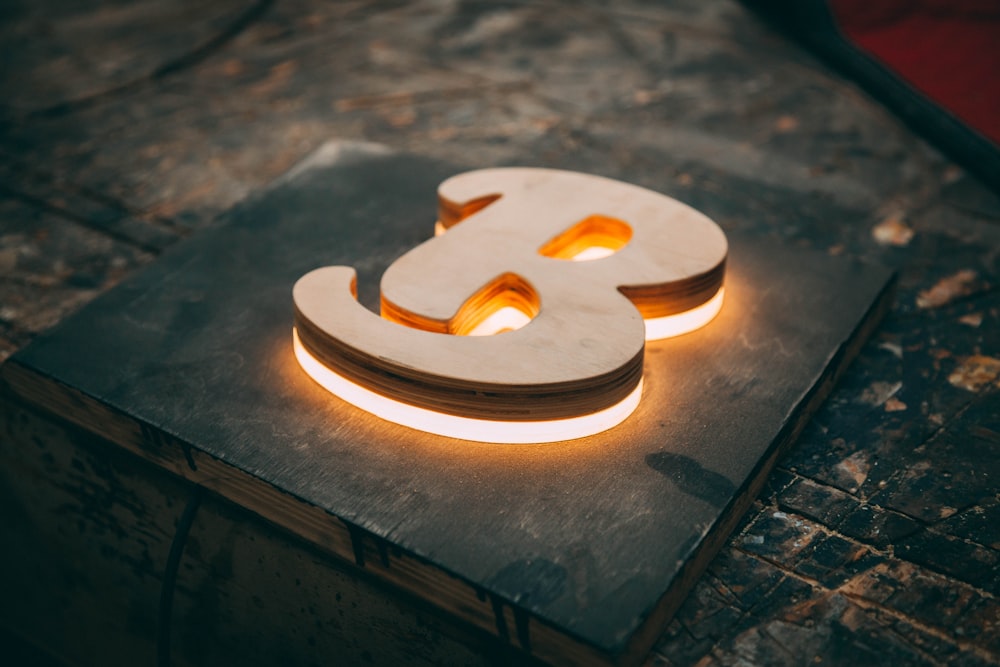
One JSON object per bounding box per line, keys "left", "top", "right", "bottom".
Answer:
{"left": 293, "top": 329, "right": 643, "bottom": 444}
{"left": 465, "top": 287, "right": 726, "bottom": 339}
{"left": 466, "top": 306, "right": 532, "bottom": 336}
{"left": 645, "top": 287, "right": 725, "bottom": 341}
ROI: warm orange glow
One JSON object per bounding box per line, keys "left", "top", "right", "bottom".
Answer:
{"left": 293, "top": 328, "right": 643, "bottom": 444}
{"left": 297, "top": 221, "right": 723, "bottom": 443}
{"left": 382, "top": 272, "right": 539, "bottom": 337}
{"left": 539, "top": 214, "right": 632, "bottom": 260}
{"left": 644, "top": 287, "right": 725, "bottom": 341}
{"left": 293, "top": 289, "right": 721, "bottom": 443}
{"left": 570, "top": 246, "right": 616, "bottom": 261}
{"left": 448, "top": 273, "right": 539, "bottom": 336}
{"left": 438, "top": 193, "right": 502, "bottom": 230}
{"left": 466, "top": 306, "right": 533, "bottom": 336}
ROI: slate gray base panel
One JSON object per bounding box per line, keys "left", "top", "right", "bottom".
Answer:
{"left": 3, "top": 143, "right": 894, "bottom": 665}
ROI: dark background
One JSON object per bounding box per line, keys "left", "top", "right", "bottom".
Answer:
{"left": 0, "top": 1, "right": 997, "bottom": 665}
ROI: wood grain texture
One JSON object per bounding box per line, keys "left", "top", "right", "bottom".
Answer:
{"left": 0, "top": 390, "right": 536, "bottom": 667}
{"left": 3, "top": 148, "right": 892, "bottom": 666}
{"left": 294, "top": 167, "right": 726, "bottom": 423}
{"left": 0, "top": 394, "right": 189, "bottom": 667}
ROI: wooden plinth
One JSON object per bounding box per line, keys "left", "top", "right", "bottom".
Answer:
{"left": 1, "top": 144, "right": 894, "bottom": 667}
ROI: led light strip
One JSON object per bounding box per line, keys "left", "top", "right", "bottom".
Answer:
{"left": 644, "top": 288, "right": 725, "bottom": 341}
{"left": 292, "top": 287, "right": 723, "bottom": 443}
{"left": 293, "top": 329, "right": 644, "bottom": 444}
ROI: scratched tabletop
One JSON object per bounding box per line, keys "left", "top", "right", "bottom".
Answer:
{"left": 0, "top": 1, "right": 997, "bottom": 665}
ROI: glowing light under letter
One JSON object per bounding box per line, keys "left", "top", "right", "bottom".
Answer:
{"left": 293, "top": 329, "right": 643, "bottom": 444}
{"left": 644, "top": 288, "right": 725, "bottom": 341}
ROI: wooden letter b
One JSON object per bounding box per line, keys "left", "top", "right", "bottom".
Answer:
{"left": 293, "top": 168, "right": 727, "bottom": 443}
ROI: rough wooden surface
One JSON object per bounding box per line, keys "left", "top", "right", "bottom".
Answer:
{"left": 3, "top": 145, "right": 895, "bottom": 665}
{"left": 0, "top": 1, "right": 997, "bottom": 665}
{"left": 0, "top": 394, "right": 515, "bottom": 667}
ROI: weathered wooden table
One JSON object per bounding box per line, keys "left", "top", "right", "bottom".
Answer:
{"left": 1, "top": 1, "right": 997, "bottom": 666}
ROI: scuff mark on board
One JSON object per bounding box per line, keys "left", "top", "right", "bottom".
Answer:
{"left": 948, "top": 355, "right": 1000, "bottom": 392}
{"left": 916, "top": 270, "right": 978, "bottom": 309}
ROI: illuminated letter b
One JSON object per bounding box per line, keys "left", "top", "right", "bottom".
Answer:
{"left": 293, "top": 168, "right": 726, "bottom": 443}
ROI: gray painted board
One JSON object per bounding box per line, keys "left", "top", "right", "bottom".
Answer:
{"left": 3, "top": 144, "right": 894, "bottom": 665}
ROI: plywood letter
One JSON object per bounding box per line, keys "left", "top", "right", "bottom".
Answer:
{"left": 293, "top": 168, "right": 727, "bottom": 442}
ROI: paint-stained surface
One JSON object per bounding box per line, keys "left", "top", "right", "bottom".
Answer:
{"left": 0, "top": 1, "right": 997, "bottom": 666}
